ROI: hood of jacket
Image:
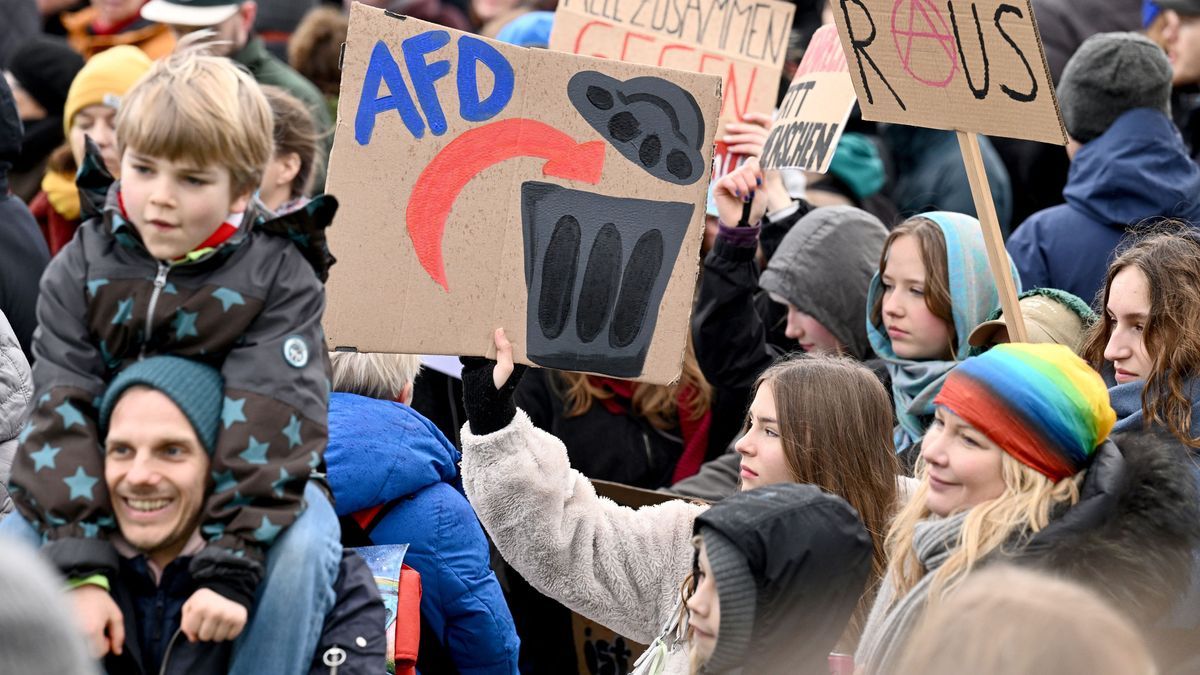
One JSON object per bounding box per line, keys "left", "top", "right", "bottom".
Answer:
{"left": 759, "top": 206, "right": 888, "bottom": 361}
{"left": 0, "top": 309, "right": 31, "bottom": 444}
{"left": 1007, "top": 431, "right": 1200, "bottom": 622}
{"left": 1066, "top": 108, "right": 1200, "bottom": 229}
{"left": 326, "top": 392, "right": 462, "bottom": 515}
{"left": 694, "top": 483, "right": 872, "bottom": 675}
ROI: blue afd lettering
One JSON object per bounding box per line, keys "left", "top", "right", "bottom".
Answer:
{"left": 354, "top": 32, "right": 516, "bottom": 145}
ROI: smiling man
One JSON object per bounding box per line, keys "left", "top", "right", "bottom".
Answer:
{"left": 76, "top": 356, "right": 386, "bottom": 674}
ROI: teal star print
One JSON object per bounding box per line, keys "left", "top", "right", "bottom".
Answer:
{"left": 239, "top": 436, "right": 270, "bottom": 465}
{"left": 30, "top": 444, "right": 61, "bottom": 472}
{"left": 86, "top": 278, "right": 109, "bottom": 297}
{"left": 63, "top": 467, "right": 99, "bottom": 501}
{"left": 172, "top": 309, "right": 199, "bottom": 340}
{"left": 112, "top": 297, "right": 134, "bottom": 325}
{"left": 222, "top": 397, "right": 247, "bottom": 429}
{"left": 211, "top": 470, "right": 237, "bottom": 493}
{"left": 282, "top": 415, "right": 302, "bottom": 449}
{"left": 212, "top": 287, "right": 246, "bottom": 312}
{"left": 272, "top": 467, "right": 291, "bottom": 498}
{"left": 254, "top": 516, "right": 282, "bottom": 543}
{"left": 55, "top": 401, "right": 87, "bottom": 429}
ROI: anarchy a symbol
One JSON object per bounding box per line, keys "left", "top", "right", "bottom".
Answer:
{"left": 890, "top": 0, "right": 959, "bottom": 88}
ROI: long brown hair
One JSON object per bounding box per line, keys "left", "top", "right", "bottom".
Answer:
{"left": 753, "top": 354, "right": 900, "bottom": 644}
{"left": 869, "top": 217, "right": 956, "bottom": 349}
{"left": 1081, "top": 229, "right": 1200, "bottom": 448}
{"left": 558, "top": 339, "right": 712, "bottom": 429}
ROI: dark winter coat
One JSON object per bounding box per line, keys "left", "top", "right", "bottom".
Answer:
{"left": 9, "top": 148, "right": 338, "bottom": 607}
{"left": 0, "top": 75, "right": 50, "bottom": 362}
{"left": 326, "top": 393, "right": 520, "bottom": 674}
{"left": 514, "top": 369, "right": 688, "bottom": 488}
{"left": 103, "top": 549, "right": 386, "bottom": 675}
{"left": 1002, "top": 430, "right": 1200, "bottom": 664}
{"left": 1007, "top": 108, "right": 1200, "bottom": 305}
{"left": 694, "top": 483, "right": 873, "bottom": 674}
{"left": 883, "top": 126, "right": 1013, "bottom": 232}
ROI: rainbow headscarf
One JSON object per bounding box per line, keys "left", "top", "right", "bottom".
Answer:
{"left": 934, "top": 343, "right": 1116, "bottom": 481}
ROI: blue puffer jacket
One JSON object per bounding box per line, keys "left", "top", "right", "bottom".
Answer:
{"left": 326, "top": 393, "right": 520, "bottom": 674}
{"left": 1007, "top": 108, "right": 1200, "bottom": 305}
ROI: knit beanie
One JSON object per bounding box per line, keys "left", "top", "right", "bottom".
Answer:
{"left": 1057, "top": 32, "right": 1172, "bottom": 143}
{"left": 7, "top": 36, "right": 85, "bottom": 119}
{"left": 934, "top": 343, "right": 1116, "bottom": 482}
{"left": 99, "top": 356, "right": 224, "bottom": 454}
{"left": 0, "top": 542, "right": 98, "bottom": 675}
{"left": 696, "top": 527, "right": 757, "bottom": 673}
{"left": 62, "top": 45, "right": 153, "bottom": 136}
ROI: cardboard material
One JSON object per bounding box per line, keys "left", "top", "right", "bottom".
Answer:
{"left": 550, "top": 0, "right": 794, "bottom": 128}
{"left": 761, "top": 24, "right": 857, "bottom": 172}
{"left": 324, "top": 6, "right": 721, "bottom": 384}
{"left": 549, "top": 0, "right": 795, "bottom": 179}
{"left": 828, "top": 0, "right": 1066, "bottom": 145}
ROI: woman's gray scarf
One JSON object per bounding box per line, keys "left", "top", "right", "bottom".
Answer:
{"left": 854, "top": 510, "right": 968, "bottom": 674}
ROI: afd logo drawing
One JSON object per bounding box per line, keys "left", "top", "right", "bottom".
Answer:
{"left": 354, "top": 30, "right": 701, "bottom": 377}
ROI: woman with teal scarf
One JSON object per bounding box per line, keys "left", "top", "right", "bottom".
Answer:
{"left": 865, "top": 212, "right": 1021, "bottom": 456}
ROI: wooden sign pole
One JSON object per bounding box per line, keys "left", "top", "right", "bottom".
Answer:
{"left": 956, "top": 131, "right": 1028, "bottom": 343}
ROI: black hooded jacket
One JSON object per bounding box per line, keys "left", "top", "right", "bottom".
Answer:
{"left": 1005, "top": 431, "right": 1200, "bottom": 622}
{"left": 694, "top": 483, "right": 873, "bottom": 674}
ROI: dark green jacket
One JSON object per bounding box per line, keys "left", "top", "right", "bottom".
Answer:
{"left": 233, "top": 36, "right": 333, "bottom": 191}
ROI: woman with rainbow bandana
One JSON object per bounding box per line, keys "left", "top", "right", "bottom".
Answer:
{"left": 855, "top": 343, "right": 1200, "bottom": 673}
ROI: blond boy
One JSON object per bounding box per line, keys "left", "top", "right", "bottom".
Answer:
{"left": 8, "top": 37, "right": 340, "bottom": 666}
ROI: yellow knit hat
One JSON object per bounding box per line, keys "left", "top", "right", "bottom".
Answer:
{"left": 63, "top": 46, "right": 153, "bottom": 136}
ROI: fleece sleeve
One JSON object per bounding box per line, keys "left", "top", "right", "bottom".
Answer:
{"left": 190, "top": 248, "right": 331, "bottom": 607}
{"left": 461, "top": 410, "right": 701, "bottom": 644}
{"left": 9, "top": 238, "right": 120, "bottom": 578}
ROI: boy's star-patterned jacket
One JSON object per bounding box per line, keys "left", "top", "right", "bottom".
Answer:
{"left": 9, "top": 152, "right": 337, "bottom": 608}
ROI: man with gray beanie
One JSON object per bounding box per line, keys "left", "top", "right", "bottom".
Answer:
{"left": 1007, "top": 31, "right": 1200, "bottom": 304}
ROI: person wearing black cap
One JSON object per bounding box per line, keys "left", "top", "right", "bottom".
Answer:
{"left": 1006, "top": 31, "right": 1200, "bottom": 305}
{"left": 3, "top": 35, "right": 85, "bottom": 202}
{"left": 1160, "top": 0, "right": 1200, "bottom": 160}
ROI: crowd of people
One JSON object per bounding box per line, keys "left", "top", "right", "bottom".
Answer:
{"left": 1, "top": 0, "right": 1200, "bottom": 674}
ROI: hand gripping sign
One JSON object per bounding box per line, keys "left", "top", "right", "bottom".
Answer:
{"left": 324, "top": 6, "right": 721, "bottom": 384}
{"left": 829, "top": 0, "right": 1067, "bottom": 341}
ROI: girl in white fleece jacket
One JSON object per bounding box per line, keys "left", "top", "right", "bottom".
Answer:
{"left": 459, "top": 325, "right": 902, "bottom": 673}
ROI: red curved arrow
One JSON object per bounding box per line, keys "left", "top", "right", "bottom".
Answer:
{"left": 406, "top": 118, "right": 607, "bottom": 291}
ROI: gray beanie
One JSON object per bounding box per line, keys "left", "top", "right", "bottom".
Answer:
{"left": 1058, "top": 32, "right": 1172, "bottom": 143}
{"left": 0, "top": 540, "right": 99, "bottom": 674}
{"left": 697, "top": 527, "right": 756, "bottom": 673}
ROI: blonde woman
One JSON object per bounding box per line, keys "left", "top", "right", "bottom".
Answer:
{"left": 856, "top": 343, "right": 1200, "bottom": 673}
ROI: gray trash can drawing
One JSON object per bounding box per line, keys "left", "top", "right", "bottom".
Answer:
{"left": 521, "top": 181, "right": 694, "bottom": 378}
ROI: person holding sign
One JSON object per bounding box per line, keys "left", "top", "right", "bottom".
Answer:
{"left": 1006, "top": 32, "right": 1200, "bottom": 305}
{"left": 866, "top": 213, "right": 1021, "bottom": 460}
{"left": 458, "top": 325, "right": 906, "bottom": 673}
{"left": 856, "top": 343, "right": 1200, "bottom": 674}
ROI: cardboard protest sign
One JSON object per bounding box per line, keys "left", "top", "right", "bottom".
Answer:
{"left": 549, "top": 0, "right": 795, "bottom": 178}
{"left": 828, "top": 0, "right": 1066, "bottom": 145}
{"left": 324, "top": 5, "right": 721, "bottom": 384}
{"left": 761, "top": 24, "right": 857, "bottom": 172}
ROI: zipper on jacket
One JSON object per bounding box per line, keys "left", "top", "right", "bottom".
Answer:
{"left": 141, "top": 262, "right": 169, "bottom": 359}
{"left": 642, "top": 432, "right": 653, "bottom": 467}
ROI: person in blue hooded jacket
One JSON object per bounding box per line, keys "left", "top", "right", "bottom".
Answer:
{"left": 324, "top": 351, "right": 521, "bottom": 675}
{"left": 1007, "top": 32, "right": 1200, "bottom": 306}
